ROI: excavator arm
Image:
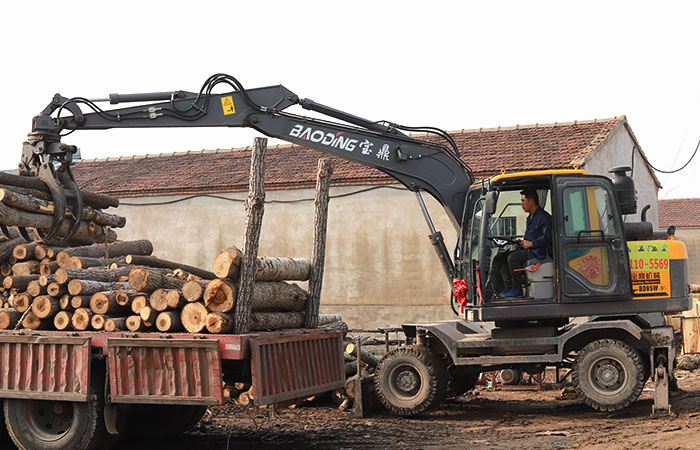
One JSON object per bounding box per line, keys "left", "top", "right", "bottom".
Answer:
{"left": 22, "top": 74, "right": 474, "bottom": 279}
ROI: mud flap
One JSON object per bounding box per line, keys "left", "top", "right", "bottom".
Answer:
{"left": 650, "top": 326, "right": 674, "bottom": 416}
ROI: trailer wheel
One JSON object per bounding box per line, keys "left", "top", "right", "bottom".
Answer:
{"left": 3, "top": 373, "right": 115, "bottom": 450}
{"left": 375, "top": 346, "right": 447, "bottom": 416}
{"left": 572, "top": 339, "right": 644, "bottom": 412}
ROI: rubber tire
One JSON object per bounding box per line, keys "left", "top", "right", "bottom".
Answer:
{"left": 4, "top": 372, "right": 115, "bottom": 450}
{"left": 375, "top": 346, "right": 447, "bottom": 416}
{"left": 572, "top": 339, "right": 644, "bottom": 412}
{"left": 447, "top": 368, "right": 480, "bottom": 398}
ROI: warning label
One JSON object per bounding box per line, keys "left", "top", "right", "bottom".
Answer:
{"left": 221, "top": 96, "right": 235, "bottom": 115}
{"left": 628, "top": 241, "right": 670, "bottom": 298}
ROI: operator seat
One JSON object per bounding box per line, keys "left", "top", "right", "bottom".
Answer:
{"left": 523, "top": 258, "right": 554, "bottom": 299}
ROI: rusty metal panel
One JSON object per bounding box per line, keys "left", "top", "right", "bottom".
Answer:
{"left": 251, "top": 330, "right": 345, "bottom": 406}
{"left": 107, "top": 338, "right": 223, "bottom": 405}
{"left": 0, "top": 334, "right": 91, "bottom": 402}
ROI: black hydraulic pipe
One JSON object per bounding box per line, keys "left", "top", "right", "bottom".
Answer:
{"left": 106, "top": 91, "right": 186, "bottom": 104}
{"left": 299, "top": 98, "right": 391, "bottom": 133}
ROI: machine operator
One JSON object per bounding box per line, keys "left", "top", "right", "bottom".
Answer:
{"left": 488, "top": 188, "right": 552, "bottom": 298}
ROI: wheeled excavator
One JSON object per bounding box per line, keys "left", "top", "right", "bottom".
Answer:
{"left": 17, "top": 73, "right": 691, "bottom": 416}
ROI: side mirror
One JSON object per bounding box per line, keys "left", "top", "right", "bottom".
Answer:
{"left": 485, "top": 191, "right": 498, "bottom": 215}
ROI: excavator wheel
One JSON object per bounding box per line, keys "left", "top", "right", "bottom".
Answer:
{"left": 572, "top": 339, "right": 645, "bottom": 412}
{"left": 375, "top": 346, "right": 447, "bottom": 416}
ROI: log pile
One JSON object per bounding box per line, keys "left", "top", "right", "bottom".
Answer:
{"left": 0, "top": 240, "right": 341, "bottom": 334}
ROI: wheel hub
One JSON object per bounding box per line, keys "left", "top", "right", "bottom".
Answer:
{"left": 396, "top": 369, "right": 419, "bottom": 393}
{"left": 27, "top": 400, "right": 73, "bottom": 439}
{"left": 593, "top": 359, "right": 624, "bottom": 391}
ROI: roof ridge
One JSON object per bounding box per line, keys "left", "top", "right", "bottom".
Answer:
{"left": 659, "top": 197, "right": 700, "bottom": 202}
{"left": 408, "top": 117, "right": 623, "bottom": 137}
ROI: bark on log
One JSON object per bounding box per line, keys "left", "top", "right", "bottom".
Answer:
{"left": 181, "top": 302, "right": 209, "bottom": 333}
{"left": 71, "top": 308, "right": 94, "bottom": 331}
{"left": 238, "top": 392, "right": 250, "bottom": 406}
{"left": 306, "top": 158, "right": 332, "bottom": 328}
{"left": 0, "top": 201, "right": 117, "bottom": 244}
{"left": 128, "top": 268, "right": 185, "bottom": 294}
{"left": 182, "top": 280, "right": 208, "bottom": 303}
{"left": 47, "top": 282, "right": 66, "bottom": 297}
{"left": 115, "top": 290, "right": 138, "bottom": 306}
{"left": 139, "top": 306, "right": 157, "bottom": 325}
{"left": 22, "top": 311, "right": 48, "bottom": 330}
{"left": 54, "top": 267, "right": 134, "bottom": 285}
{"left": 213, "top": 247, "right": 310, "bottom": 282}
{"left": 0, "top": 237, "right": 26, "bottom": 263}
{"left": 57, "top": 240, "right": 152, "bottom": 261}
{"left": 131, "top": 295, "right": 148, "bottom": 314}
{"left": 345, "top": 343, "right": 382, "bottom": 368}
{"left": 12, "top": 242, "right": 38, "bottom": 261}
{"left": 156, "top": 311, "right": 183, "bottom": 332}
{"left": 0, "top": 263, "right": 11, "bottom": 277}
{"left": 166, "top": 290, "right": 185, "bottom": 309}
{"left": 249, "top": 312, "right": 305, "bottom": 331}
{"left": 4, "top": 275, "right": 40, "bottom": 290}
{"left": 204, "top": 279, "right": 308, "bottom": 313}
{"left": 206, "top": 312, "right": 234, "bottom": 334}
{"left": 126, "top": 255, "right": 214, "bottom": 280}
{"left": 26, "top": 280, "right": 45, "bottom": 297}
{"left": 104, "top": 317, "right": 128, "bottom": 332}
{"left": 34, "top": 245, "right": 59, "bottom": 261}
{"left": 319, "top": 314, "right": 343, "bottom": 325}
{"left": 126, "top": 315, "right": 149, "bottom": 332}
{"left": 0, "top": 172, "right": 118, "bottom": 210}
{"left": 32, "top": 295, "right": 60, "bottom": 319}
{"left": 90, "top": 291, "right": 130, "bottom": 315}
{"left": 67, "top": 280, "right": 129, "bottom": 296}
{"left": 12, "top": 261, "right": 40, "bottom": 276}
{"left": 12, "top": 293, "right": 32, "bottom": 313}
{"left": 39, "top": 274, "right": 55, "bottom": 287}
{"left": 234, "top": 137, "right": 266, "bottom": 334}
{"left": 70, "top": 296, "right": 90, "bottom": 309}
{"left": 0, "top": 188, "right": 126, "bottom": 228}
{"left": 58, "top": 294, "right": 72, "bottom": 310}
{"left": 0, "top": 309, "right": 21, "bottom": 329}
{"left": 40, "top": 261, "right": 59, "bottom": 275}
{"left": 54, "top": 311, "right": 73, "bottom": 330}
{"left": 212, "top": 246, "right": 242, "bottom": 279}
{"left": 148, "top": 289, "right": 170, "bottom": 312}
{"left": 60, "top": 256, "right": 124, "bottom": 269}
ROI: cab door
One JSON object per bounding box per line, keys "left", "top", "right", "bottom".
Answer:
{"left": 554, "top": 176, "right": 632, "bottom": 302}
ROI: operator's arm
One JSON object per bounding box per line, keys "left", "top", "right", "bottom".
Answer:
{"left": 523, "top": 210, "right": 552, "bottom": 250}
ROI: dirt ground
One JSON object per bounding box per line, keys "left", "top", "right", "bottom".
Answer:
{"left": 109, "top": 368, "right": 700, "bottom": 450}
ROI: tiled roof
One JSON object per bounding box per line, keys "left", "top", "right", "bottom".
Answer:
{"left": 659, "top": 198, "right": 700, "bottom": 228}
{"left": 72, "top": 116, "right": 637, "bottom": 197}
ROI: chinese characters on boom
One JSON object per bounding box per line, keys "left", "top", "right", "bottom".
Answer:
{"left": 289, "top": 124, "right": 391, "bottom": 161}
{"left": 627, "top": 241, "right": 670, "bottom": 297}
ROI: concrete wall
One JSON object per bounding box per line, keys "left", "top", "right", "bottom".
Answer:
{"left": 582, "top": 122, "right": 660, "bottom": 226}
{"left": 111, "top": 186, "right": 458, "bottom": 329}
{"left": 673, "top": 227, "right": 700, "bottom": 284}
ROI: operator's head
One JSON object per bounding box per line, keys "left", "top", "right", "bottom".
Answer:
{"left": 520, "top": 188, "right": 539, "bottom": 213}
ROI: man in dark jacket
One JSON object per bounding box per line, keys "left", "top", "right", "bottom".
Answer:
{"left": 489, "top": 188, "right": 552, "bottom": 298}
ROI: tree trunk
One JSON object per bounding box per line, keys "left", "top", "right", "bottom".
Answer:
{"left": 306, "top": 158, "right": 333, "bottom": 328}
{"left": 67, "top": 280, "right": 129, "bottom": 296}
{"left": 0, "top": 308, "right": 21, "bottom": 329}
{"left": 22, "top": 311, "right": 48, "bottom": 330}
{"left": 38, "top": 274, "right": 55, "bottom": 287}
{"left": 234, "top": 137, "right": 266, "bottom": 334}
{"left": 0, "top": 237, "right": 26, "bottom": 263}
{"left": 345, "top": 343, "right": 382, "bottom": 367}
{"left": 206, "top": 312, "right": 234, "bottom": 334}
{"left": 319, "top": 313, "right": 343, "bottom": 325}
{"left": 12, "top": 242, "right": 38, "bottom": 261}
{"left": 204, "top": 279, "right": 308, "bottom": 313}
{"left": 11, "top": 293, "right": 32, "bottom": 313}
{"left": 182, "top": 280, "right": 208, "bottom": 303}
{"left": 181, "top": 302, "right": 209, "bottom": 333}
{"left": 126, "top": 315, "right": 149, "bottom": 332}
{"left": 130, "top": 295, "right": 148, "bottom": 314}
{"left": 53, "top": 311, "right": 73, "bottom": 330}
{"left": 0, "top": 202, "right": 117, "bottom": 244}
{"left": 26, "top": 280, "right": 45, "bottom": 297}
{"left": 70, "top": 296, "right": 91, "bottom": 309}
{"left": 60, "top": 256, "right": 124, "bottom": 270}
{"left": 12, "top": 261, "right": 41, "bottom": 276}
{"left": 148, "top": 289, "right": 170, "bottom": 312}
{"left": 105, "top": 317, "right": 128, "bottom": 332}
{"left": 212, "top": 246, "right": 242, "bottom": 279}
{"left": 90, "top": 291, "right": 130, "bottom": 315}
{"left": 40, "top": 261, "right": 59, "bottom": 275}
{"left": 166, "top": 290, "right": 185, "bottom": 309}
{"left": 139, "top": 306, "right": 157, "bottom": 326}
{"left": 126, "top": 255, "right": 214, "bottom": 280}
{"left": 71, "top": 308, "right": 94, "bottom": 331}
{"left": 203, "top": 279, "right": 236, "bottom": 313}
{"left": 128, "top": 268, "right": 185, "bottom": 293}
{"left": 46, "top": 282, "right": 66, "bottom": 297}
{"left": 114, "top": 290, "right": 138, "bottom": 306}
{"left": 3, "top": 275, "right": 40, "bottom": 290}
{"left": 54, "top": 267, "right": 133, "bottom": 285}
{"left": 0, "top": 172, "right": 118, "bottom": 210}
{"left": 91, "top": 314, "right": 107, "bottom": 330}
{"left": 58, "top": 294, "right": 72, "bottom": 311}
{"left": 34, "top": 245, "right": 59, "bottom": 261}
{"left": 155, "top": 311, "right": 183, "bottom": 332}
{"left": 249, "top": 312, "right": 305, "bottom": 331}
{"left": 32, "top": 295, "right": 60, "bottom": 319}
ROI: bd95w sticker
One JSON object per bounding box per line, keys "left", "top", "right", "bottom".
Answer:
{"left": 627, "top": 241, "right": 670, "bottom": 298}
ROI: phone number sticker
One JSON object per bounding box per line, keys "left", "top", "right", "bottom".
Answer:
{"left": 627, "top": 241, "right": 670, "bottom": 298}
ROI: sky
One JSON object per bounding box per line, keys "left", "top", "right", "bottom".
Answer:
{"left": 1, "top": 1, "right": 699, "bottom": 199}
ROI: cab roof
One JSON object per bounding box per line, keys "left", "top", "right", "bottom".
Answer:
{"left": 471, "top": 169, "right": 588, "bottom": 188}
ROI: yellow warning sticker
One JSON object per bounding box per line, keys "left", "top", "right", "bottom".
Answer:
{"left": 628, "top": 241, "right": 670, "bottom": 298}
{"left": 221, "top": 96, "right": 235, "bottom": 115}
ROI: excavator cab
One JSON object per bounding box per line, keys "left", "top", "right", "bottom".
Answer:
{"left": 458, "top": 169, "right": 690, "bottom": 323}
